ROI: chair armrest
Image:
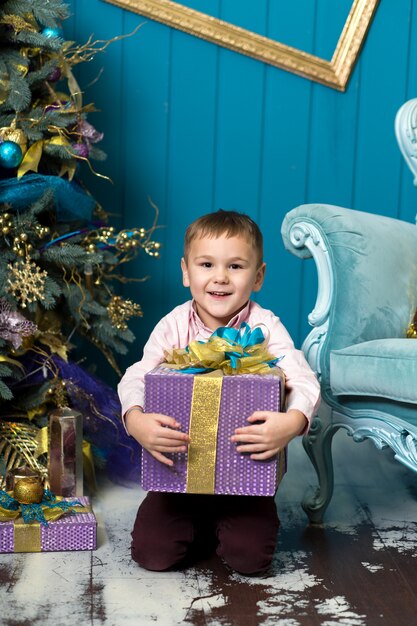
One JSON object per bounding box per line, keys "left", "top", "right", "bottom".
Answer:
{"left": 281, "top": 204, "right": 417, "bottom": 387}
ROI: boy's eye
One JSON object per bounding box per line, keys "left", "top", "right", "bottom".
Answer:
{"left": 230, "top": 264, "right": 242, "bottom": 270}
{"left": 200, "top": 262, "right": 212, "bottom": 268}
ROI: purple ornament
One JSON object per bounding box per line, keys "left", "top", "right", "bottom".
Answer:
{"left": 77, "top": 120, "right": 104, "bottom": 145}
{"left": 0, "top": 298, "right": 37, "bottom": 349}
{"left": 72, "top": 142, "right": 89, "bottom": 158}
{"left": 48, "top": 67, "right": 62, "bottom": 82}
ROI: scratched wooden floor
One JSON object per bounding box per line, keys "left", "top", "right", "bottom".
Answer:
{"left": 2, "top": 432, "right": 417, "bottom": 626}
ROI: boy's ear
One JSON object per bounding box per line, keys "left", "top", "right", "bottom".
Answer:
{"left": 181, "top": 257, "right": 190, "bottom": 287}
{"left": 253, "top": 262, "right": 266, "bottom": 292}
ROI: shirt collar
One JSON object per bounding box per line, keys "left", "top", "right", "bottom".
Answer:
{"left": 189, "top": 300, "right": 252, "bottom": 334}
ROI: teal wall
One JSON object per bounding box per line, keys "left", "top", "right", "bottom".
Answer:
{"left": 65, "top": 0, "right": 417, "bottom": 377}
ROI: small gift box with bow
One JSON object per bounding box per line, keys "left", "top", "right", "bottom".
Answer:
{"left": 0, "top": 468, "right": 96, "bottom": 553}
{"left": 141, "top": 323, "right": 287, "bottom": 497}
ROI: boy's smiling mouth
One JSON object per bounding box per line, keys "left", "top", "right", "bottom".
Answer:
{"left": 208, "top": 291, "right": 232, "bottom": 297}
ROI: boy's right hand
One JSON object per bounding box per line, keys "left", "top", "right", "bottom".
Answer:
{"left": 125, "top": 408, "right": 190, "bottom": 467}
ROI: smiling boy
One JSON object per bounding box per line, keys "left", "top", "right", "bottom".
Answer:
{"left": 118, "top": 210, "right": 320, "bottom": 575}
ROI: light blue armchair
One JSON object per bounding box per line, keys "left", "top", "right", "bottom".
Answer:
{"left": 281, "top": 203, "right": 417, "bottom": 523}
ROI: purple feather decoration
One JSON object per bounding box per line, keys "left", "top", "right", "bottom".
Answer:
{"left": 11, "top": 354, "right": 141, "bottom": 485}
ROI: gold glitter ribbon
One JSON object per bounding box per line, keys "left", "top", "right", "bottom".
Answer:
{"left": 186, "top": 371, "right": 223, "bottom": 494}
{"left": 14, "top": 521, "right": 42, "bottom": 552}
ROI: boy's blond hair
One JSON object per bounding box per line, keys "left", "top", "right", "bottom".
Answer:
{"left": 184, "top": 210, "right": 263, "bottom": 266}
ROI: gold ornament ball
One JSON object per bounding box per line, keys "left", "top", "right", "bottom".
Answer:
{"left": 0, "top": 127, "right": 27, "bottom": 154}
{"left": 13, "top": 476, "right": 44, "bottom": 504}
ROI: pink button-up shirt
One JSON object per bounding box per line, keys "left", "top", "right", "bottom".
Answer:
{"left": 118, "top": 300, "right": 320, "bottom": 427}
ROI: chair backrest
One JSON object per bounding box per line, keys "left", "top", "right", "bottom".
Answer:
{"left": 395, "top": 98, "right": 417, "bottom": 187}
{"left": 282, "top": 203, "right": 417, "bottom": 385}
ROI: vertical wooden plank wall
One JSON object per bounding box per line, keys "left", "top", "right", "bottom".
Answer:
{"left": 65, "top": 0, "right": 417, "bottom": 378}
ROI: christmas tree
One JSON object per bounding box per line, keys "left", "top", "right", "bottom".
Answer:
{"left": 0, "top": 0, "right": 157, "bottom": 484}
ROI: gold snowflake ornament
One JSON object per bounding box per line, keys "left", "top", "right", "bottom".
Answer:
{"left": 7, "top": 257, "right": 47, "bottom": 308}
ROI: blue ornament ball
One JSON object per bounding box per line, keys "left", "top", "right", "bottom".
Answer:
{"left": 42, "top": 27, "right": 63, "bottom": 39}
{"left": 0, "top": 141, "right": 23, "bottom": 169}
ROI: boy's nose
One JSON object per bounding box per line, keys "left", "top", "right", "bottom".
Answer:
{"left": 214, "top": 268, "right": 228, "bottom": 283}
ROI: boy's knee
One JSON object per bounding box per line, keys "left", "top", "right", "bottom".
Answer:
{"left": 131, "top": 536, "right": 187, "bottom": 571}
{"left": 216, "top": 517, "right": 278, "bottom": 575}
{"left": 217, "top": 538, "right": 275, "bottom": 575}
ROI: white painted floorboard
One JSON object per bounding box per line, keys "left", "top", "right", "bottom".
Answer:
{"left": 1, "top": 433, "right": 417, "bottom": 626}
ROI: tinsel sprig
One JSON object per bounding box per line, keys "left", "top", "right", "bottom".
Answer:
{"left": 107, "top": 296, "right": 143, "bottom": 331}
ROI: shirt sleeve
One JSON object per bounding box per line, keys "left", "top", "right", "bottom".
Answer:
{"left": 117, "top": 314, "right": 178, "bottom": 418}
{"left": 261, "top": 310, "right": 321, "bottom": 430}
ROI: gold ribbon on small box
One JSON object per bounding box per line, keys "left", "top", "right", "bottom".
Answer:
{"left": 0, "top": 489, "right": 90, "bottom": 552}
{"left": 164, "top": 323, "right": 285, "bottom": 494}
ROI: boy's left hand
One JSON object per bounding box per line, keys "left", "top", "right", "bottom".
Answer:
{"left": 230, "top": 409, "right": 307, "bottom": 460}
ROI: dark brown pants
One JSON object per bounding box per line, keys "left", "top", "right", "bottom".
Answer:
{"left": 131, "top": 491, "right": 279, "bottom": 575}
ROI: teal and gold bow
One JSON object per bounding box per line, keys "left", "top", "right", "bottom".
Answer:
{"left": 165, "top": 322, "right": 283, "bottom": 375}
{"left": 0, "top": 488, "right": 83, "bottom": 527}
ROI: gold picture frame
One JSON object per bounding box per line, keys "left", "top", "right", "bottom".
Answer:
{"left": 103, "top": 0, "right": 380, "bottom": 91}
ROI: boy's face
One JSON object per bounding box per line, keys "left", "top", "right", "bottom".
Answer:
{"left": 181, "top": 233, "right": 266, "bottom": 330}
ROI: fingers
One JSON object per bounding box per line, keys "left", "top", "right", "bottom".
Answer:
{"left": 233, "top": 412, "right": 274, "bottom": 436}
{"left": 153, "top": 442, "right": 188, "bottom": 453}
{"left": 150, "top": 450, "right": 175, "bottom": 467}
{"left": 231, "top": 432, "right": 262, "bottom": 444}
{"left": 234, "top": 441, "right": 280, "bottom": 458}
{"left": 246, "top": 410, "right": 277, "bottom": 422}
{"left": 249, "top": 449, "right": 280, "bottom": 461}
{"left": 157, "top": 429, "right": 190, "bottom": 443}
{"left": 157, "top": 414, "right": 178, "bottom": 425}
{"left": 234, "top": 442, "right": 269, "bottom": 453}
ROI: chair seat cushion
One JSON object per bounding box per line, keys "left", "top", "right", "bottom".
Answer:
{"left": 330, "top": 338, "right": 417, "bottom": 404}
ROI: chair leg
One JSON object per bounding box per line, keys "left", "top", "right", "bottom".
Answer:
{"left": 301, "top": 404, "right": 340, "bottom": 524}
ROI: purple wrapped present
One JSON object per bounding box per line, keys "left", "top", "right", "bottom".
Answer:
{"left": 141, "top": 367, "right": 287, "bottom": 496}
{"left": 0, "top": 496, "right": 96, "bottom": 553}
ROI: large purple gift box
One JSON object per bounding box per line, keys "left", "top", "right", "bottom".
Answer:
{"left": 141, "top": 367, "right": 287, "bottom": 496}
{"left": 0, "top": 496, "right": 96, "bottom": 553}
